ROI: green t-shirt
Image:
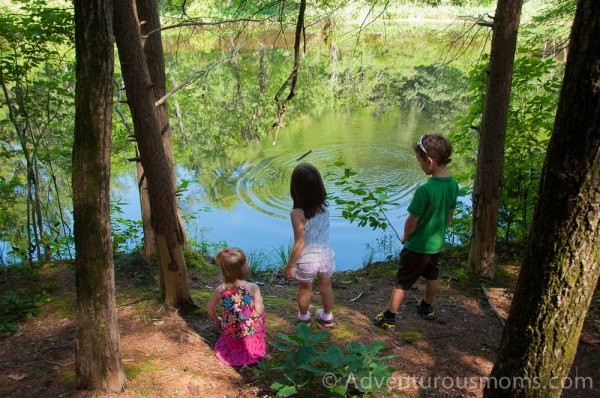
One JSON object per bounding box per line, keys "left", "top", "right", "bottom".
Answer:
{"left": 404, "top": 176, "right": 459, "bottom": 254}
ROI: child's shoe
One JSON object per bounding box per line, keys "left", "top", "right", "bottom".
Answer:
{"left": 316, "top": 308, "right": 335, "bottom": 328}
{"left": 371, "top": 310, "right": 396, "bottom": 331}
{"left": 415, "top": 300, "right": 437, "bottom": 321}
{"left": 296, "top": 311, "right": 311, "bottom": 325}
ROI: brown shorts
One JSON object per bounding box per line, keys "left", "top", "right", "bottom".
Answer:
{"left": 395, "top": 248, "right": 440, "bottom": 290}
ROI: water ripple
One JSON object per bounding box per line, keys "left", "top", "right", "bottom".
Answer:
{"left": 236, "top": 144, "right": 424, "bottom": 219}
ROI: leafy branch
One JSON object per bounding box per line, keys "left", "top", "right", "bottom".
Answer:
{"left": 325, "top": 161, "right": 402, "bottom": 243}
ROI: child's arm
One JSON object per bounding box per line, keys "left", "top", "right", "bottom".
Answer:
{"left": 284, "top": 209, "right": 306, "bottom": 278}
{"left": 401, "top": 213, "right": 419, "bottom": 244}
{"left": 447, "top": 208, "right": 455, "bottom": 227}
{"left": 247, "top": 283, "right": 264, "bottom": 315}
{"left": 206, "top": 287, "right": 221, "bottom": 326}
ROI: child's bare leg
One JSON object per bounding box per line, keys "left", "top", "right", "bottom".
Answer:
{"left": 424, "top": 279, "right": 438, "bottom": 304}
{"left": 388, "top": 287, "right": 406, "bottom": 313}
{"left": 298, "top": 281, "right": 313, "bottom": 315}
{"left": 317, "top": 277, "right": 334, "bottom": 314}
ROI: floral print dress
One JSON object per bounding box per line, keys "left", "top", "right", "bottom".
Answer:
{"left": 215, "top": 283, "right": 265, "bottom": 366}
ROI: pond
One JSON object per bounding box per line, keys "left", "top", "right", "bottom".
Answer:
{"left": 112, "top": 25, "right": 477, "bottom": 271}
{"left": 115, "top": 105, "right": 440, "bottom": 271}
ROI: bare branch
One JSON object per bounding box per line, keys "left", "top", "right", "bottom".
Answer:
{"left": 269, "top": 0, "right": 307, "bottom": 146}
{"left": 113, "top": 79, "right": 133, "bottom": 134}
{"left": 154, "top": 46, "right": 242, "bottom": 108}
{"left": 143, "top": 18, "right": 267, "bottom": 39}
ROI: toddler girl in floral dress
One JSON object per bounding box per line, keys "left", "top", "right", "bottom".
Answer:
{"left": 207, "top": 248, "right": 265, "bottom": 366}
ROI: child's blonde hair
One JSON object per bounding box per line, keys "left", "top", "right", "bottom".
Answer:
{"left": 216, "top": 248, "right": 247, "bottom": 289}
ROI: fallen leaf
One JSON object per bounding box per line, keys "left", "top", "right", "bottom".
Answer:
{"left": 8, "top": 373, "right": 27, "bottom": 381}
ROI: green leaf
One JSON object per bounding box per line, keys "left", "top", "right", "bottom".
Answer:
{"left": 277, "top": 333, "right": 303, "bottom": 346}
{"left": 271, "top": 381, "right": 285, "bottom": 390}
{"left": 276, "top": 385, "right": 297, "bottom": 397}
{"left": 294, "top": 346, "right": 316, "bottom": 365}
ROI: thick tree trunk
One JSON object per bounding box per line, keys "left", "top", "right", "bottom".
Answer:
{"left": 468, "top": 0, "right": 523, "bottom": 278}
{"left": 135, "top": 0, "right": 187, "bottom": 263}
{"left": 113, "top": 0, "right": 193, "bottom": 309}
{"left": 485, "top": 1, "right": 600, "bottom": 396}
{"left": 73, "top": 0, "right": 126, "bottom": 392}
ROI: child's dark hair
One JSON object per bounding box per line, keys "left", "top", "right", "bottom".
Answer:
{"left": 413, "top": 134, "right": 453, "bottom": 165}
{"left": 216, "top": 247, "right": 247, "bottom": 289}
{"left": 290, "top": 163, "right": 327, "bottom": 219}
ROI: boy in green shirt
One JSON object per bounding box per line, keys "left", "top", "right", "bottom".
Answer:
{"left": 372, "top": 134, "right": 459, "bottom": 331}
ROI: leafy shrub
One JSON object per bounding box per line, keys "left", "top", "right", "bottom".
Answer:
{"left": 0, "top": 288, "right": 52, "bottom": 336}
{"left": 325, "top": 161, "right": 401, "bottom": 242}
{"left": 262, "top": 323, "right": 396, "bottom": 397}
{"left": 450, "top": 47, "right": 562, "bottom": 242}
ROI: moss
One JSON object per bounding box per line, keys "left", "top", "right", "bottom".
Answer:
{"left": 264, "top": 295, "right": 295, "bottom": 312}
{"left": 184, "top": 249, "right": 218, "bottom": 279}
{"left": 191, "top": 289, "right": 213, "bottom": 304}
{"left": 400, "top": 331, "right": 423, "bottom": 343}
{"left": 328, "top": 322, "right": 359, "bottom": 340}
{"left": 59, "top": 370, "right": 76, "bottom": 387}
{"left": 48, "top": 297, "right": 74, "bottom": 318}
{"left": 360, "top": 261, "right": 398, "bottom": 279}
{"left": 124, "top": 356, "right": 161, "bottom": 380}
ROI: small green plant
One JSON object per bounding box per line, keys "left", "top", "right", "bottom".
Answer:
{"left": 273, "top": 240, "right": 293, "bottom": 266}
{"left": 362, "top": 234, "right": 401, "bottom": 266}
{"left": 247, "top": 248, "right": 271, "bottom": 274}
{"left": 325, "top": 161, "right": 401, "bottom": 242}
{"left": 0, "top": 288, "right": 52, "bottom": 335}
{"left": 262, "top": 323, "right": 396, "bottom": 397}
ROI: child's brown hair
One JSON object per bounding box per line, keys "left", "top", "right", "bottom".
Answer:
{"left": 215, "top": 248, "right": 247, "bottom": 289}
{"left": 290, "top": 163, "right": 327, "bottom": 219}
{"left": 413, "top": 134, "right": 453, "bottom": 165}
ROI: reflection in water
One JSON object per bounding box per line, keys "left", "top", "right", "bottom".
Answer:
{"left": 115, "top": 106, "right": 437, "bottom": 270}
{"left": 179, "top": 106, "right": 434, "bottom": 270}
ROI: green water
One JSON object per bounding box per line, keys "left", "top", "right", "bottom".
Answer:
{"left": 115, "top": 25, "right": 478, "bottom": 270}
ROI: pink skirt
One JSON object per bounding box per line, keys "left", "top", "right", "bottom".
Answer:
{"left": 215, "top": 330, "right": 266, "bottom": 366}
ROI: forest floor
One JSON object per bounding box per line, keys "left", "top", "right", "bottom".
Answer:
{"left": 1, "top": 246, "right": 598, "bottom": 398}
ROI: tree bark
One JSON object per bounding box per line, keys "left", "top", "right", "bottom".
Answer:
{"left": 468, "top": 0, "right": 523, "bottom": 278}
{"left": 113, "top": 0, "right": 194, "bottom": 309}
{"left": 73, "top": 0, "right": 126, "bottom": 392}
{"left": 485, "top": 1, "right": 600, "bottom": 396}
{"left": 135, "top": 0, "right": 187, "bottom": 264}
{"left": 135, "top": 0, "right": 163, "bottom": 257}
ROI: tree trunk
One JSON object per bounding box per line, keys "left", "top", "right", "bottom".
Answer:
{"left": 113, "top": 0, "right": 194, "bottom": 309}
{"left": 485, "top": 1, "right": 600, "bottom": 396}
{"left": 32, "top": 155, "right": 50, "bottom": 261}
{"left": 135, "top": 0, "right": 187, "bottom": 263}
{"left": 137, "top": 0, "right": 188, "bottom": 294}
{"left": 468, "top": 0, "right": 523, "bottom": 278}
{"left": 73, "top": 0, "right": 126, "bottom": 392}
{"left": 136, "top": 156, "right": 155, "bottom": 256}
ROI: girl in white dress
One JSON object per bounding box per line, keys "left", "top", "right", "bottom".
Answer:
{"left": 283, "top": 163, "right": 336, "bottom": 328}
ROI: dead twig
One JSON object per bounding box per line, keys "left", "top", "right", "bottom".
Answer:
{"left": 296, "top": 150, "right": 312, "bottom": 161}
{"left": 349, "top": 292, "right": 363, "bottom": 302}
{"left": 44, "top": 360, "right": 73, "bottom": 367}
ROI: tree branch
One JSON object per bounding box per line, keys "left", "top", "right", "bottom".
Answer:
{"left": 143, "top": 18, "right": 267, "bottom": 40}
{"left": 269, "top": 0, "right": 307, "bottom": 146}
{"left": 154, "top": 47, "right": 241, "bottom": 108}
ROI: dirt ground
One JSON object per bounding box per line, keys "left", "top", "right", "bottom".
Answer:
{"left": 1, "top": 249, "right": 598, "bottom": 398}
